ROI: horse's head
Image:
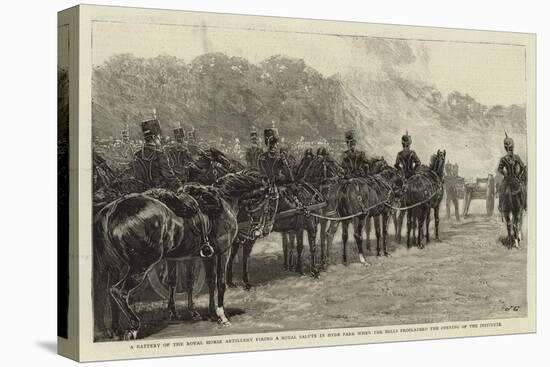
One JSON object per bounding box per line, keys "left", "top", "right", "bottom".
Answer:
{"left": 380, "top": 167, "right": 404, "bottom": 198}
{"left": 430, "top": 149, "right": 446, "bottom": 177}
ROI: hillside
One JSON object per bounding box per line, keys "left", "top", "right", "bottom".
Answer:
{"left": 92, "top": 52, "right": 526, "bottom": 178}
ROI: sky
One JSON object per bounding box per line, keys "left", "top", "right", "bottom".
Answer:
{"left": 92, "top": 21, "right": 526, "bottom": 107}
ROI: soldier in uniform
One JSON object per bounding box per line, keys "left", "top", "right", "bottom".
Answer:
{"left": 341, "top": 130, "right": 369, "bottom": 178}
{"left": 167, "top": 126, "right": 192, "bottom": 181}
{"left": 497, "top": 133, "right": 527, "bottom": 211}
{"left": 131, "top": 118, "right": 183, "bottom": 192}
{"left": 394, "top": 131, "right": 421, "bottom": 179}
{"left": 245, "top": 127, "right": 263, "bottom": 169}
{"left": 257, "top": 127, "right": 294, "bottom": 184}
{"left": 187, "top": 127, "right": 203, "bottom": 161}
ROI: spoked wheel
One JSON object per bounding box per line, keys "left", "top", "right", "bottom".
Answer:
{"left": 147, "top": 258, "right": 206, "bottom": 299}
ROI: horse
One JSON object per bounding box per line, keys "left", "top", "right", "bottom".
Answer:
{"left": 499, "top": 175, "right": 526, "bottom": 249}
{"left": 444, "top": 174, "right": 462, "bottom": 221}
{"left": 293, "top": 149, "right": 343, "bottom": 269}
{"left": 401, "top": 150, "right": 446, "bottom": 249}
{"left": 93, "top": 170, "right": 270, "bottom": 340}
{"left": 226, "top": 178, "right": 325, "bottom": 289}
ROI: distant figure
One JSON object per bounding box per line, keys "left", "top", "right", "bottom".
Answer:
{"left": 444, "top": 159, "right": 460, "bottom": 221}
{"left": 245, "top": 126, "right": 263, "bottom": 169}
{"left": 394, "top": 131, "right": 421, "bottom": 179}
{"left": 166, "top": 126, "right": 192, "bottom": 182}
{"left": 131, "top": 118, "right": 183, "bottom": 191}
{"left": 341, "top": 130, "right": 369, "bottom": 178}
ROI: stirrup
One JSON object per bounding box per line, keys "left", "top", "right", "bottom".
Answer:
{"left": 199, "top": 242, "right": 215, "bottom": 258}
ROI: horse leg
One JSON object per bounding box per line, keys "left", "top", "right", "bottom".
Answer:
{"left": 396, "top": 211, "right": 405, "bottom": 243}
{"left": 307, "top": 219, "right": 319, "bottom": 277}
{"left": 325, "top": 220, "right": 339, "bottom": 268}
{"left": 109, "top": 266, "right": 149, "bottom": 340}
{"left": 406, "top": 209, "right": 413, "bottom": 249}
{"left": 416, "top": 208, "right": 425, "bottom": 249}
{"left": 434, "top": 206, "right": 441, "bottom": 241}
{"left": 354, "top": 216, "right": 367, "bottom": 265}
{"left": 289, "top": 231, "right": 296, "bottom": 270}
{"left": 512, "top": 212, "right": 521, "bottom": 249}
{"left": 202, "top": 256, "right": 217, "bottom": 320}
{"left": 215, "top": 252, "right": 231, "bottom": 326}
{"left": 426, "top": 209, "right": 431, "bottom": 244}
{"left": 504, "top": 212, "right": 513, "bottom": 249}
{"left": 166, "top": 260, "right": 180, "bottom": 320}
{"left": 373, "top": 215, "right": 381, "bottom": 256}
{"left": 342, "top": 220, "right": 349, "bottom": 264}
{"left": 185, "top": 261, "right": 202, "bottom": 321}
{"left": 320, "top": 219, "right": 327, "bottom": 268}
{"left": 226, "top": 241, "right": 240, "bottom": 288}
{"left": 295, "top": 230, "right": 305, "bottom": 276}
{"left": 242, "top": 240, "right": 254, "bottom": 290}
{"left": 382, "top": 212, "right": 390, "bottom": 257}
{"left": 282, "top": 232, "right": 290, "bottom": 271}
{"left": 365, "top": 216, "right": 372, "bottom": 252}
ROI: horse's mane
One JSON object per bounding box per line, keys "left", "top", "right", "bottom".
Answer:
{"left": 214, "top": 169, "right": 267, "bottom": 198}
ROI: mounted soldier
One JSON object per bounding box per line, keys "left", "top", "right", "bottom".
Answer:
{"left": 186, "top": 127, "right": 203, "bottom": 161}
{"left": 341, "top": 130, "right": 369, "bottom": 178}
{"left": 245, "top": 126, "right": 263, "bottom": 169}
{"left": 166, "top": 125, "right": 192, "bottom": 182}
{"left": 498, "top": 133, "right": 527, "bottom": 212}
{"left": 394, "top": 131, "right": 421, "bottom": 179}
{"left": 130, "top": 117, "right": 183, "bottom": 192}
{"left": 257, "top": 127, "right": 294, "bottom": 184}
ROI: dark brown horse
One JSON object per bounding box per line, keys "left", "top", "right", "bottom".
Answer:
{"left": 500, "top": 175, "right": 526, "bottom": 249}
{"left": 226, "top": 180, "right": 324, "bottom": 289}
{"left": 401, "top": 150, "right": 446, "bottom": 249}
{"left": 93, "top": 171, "right": 270, "bottom": 340}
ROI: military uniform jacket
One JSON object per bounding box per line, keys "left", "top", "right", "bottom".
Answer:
{"left": 245, "top": 146, "right": 263, "bottom": 169}
{"left": 131, "top": 144, "right": 183, "bottom": 191}
{"left": 258, "top": 151, "right": 294, "bottom": 184}
{"left": 395, "top": 149, "right": 421, "bottom": 179}
{"left": 341, "top": 150, "right": 369, "bottom": 178}
{"left": 166, "top": 145, "right": 192, "bottom": 178}
{"left": 498, "top": 154, "right": 526, "bottom": 182}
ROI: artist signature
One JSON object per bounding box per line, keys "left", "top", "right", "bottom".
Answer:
{"left": 503, "top": 305, "right": 521, "bottom": 312}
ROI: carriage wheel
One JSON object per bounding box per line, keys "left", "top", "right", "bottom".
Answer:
{"left": 147, "top": 258, "right": 206, "bottom": 300}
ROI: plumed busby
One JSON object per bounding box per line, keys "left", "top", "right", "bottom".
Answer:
{"left": 264, "top": 128, "right": 279, "bottom": 146}
{"left": 173, "top": 127, "right": 185, "bottom": 143}
{"left": 345, "top": 130, "right": 356, "bottom": 143}
{"left": 141, "top": 118, "right": 161, "bottom": 137}
{"left": 402, "top": 131, "right": 412, "bottom": 146}
{"left": 504, "top": 132, "right": 514, "bottom": 151}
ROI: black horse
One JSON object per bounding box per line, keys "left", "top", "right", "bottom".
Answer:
{"left": 93, "top": 170, "right": 270, "bottom": 340}
{"left": 226, "top": 179, "right": 325, "bottom": 289}
{"left": 186, "top": 148, "right": 245, "bottom": 184}
{"left": 401, "top": 150, "right": 446, "bottom": 249}
{"left": 500, "top": 174, "right": 526, "bottom": 249}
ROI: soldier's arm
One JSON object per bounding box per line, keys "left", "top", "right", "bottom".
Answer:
{"left": 158, "top": 151, "right": 183, "bottom": 191}
{"left": 394, "top": 153, "right": 401, "bottom": 169}
{"left": 413, "top": 151, "right": 421, "bottom": 167}
{"left": 497, "top": 157, "right": 507, "bottom": 176}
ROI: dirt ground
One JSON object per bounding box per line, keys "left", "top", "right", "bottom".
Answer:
{"left": 125, "top": 201, "right": 528, "bottom": 340}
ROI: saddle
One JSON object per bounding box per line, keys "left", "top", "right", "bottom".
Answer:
{"left": 182, "top": 185, "right": 224, "bottom": 216}
{"left": 144, "top": 188, "right": 202, "bottom": 218}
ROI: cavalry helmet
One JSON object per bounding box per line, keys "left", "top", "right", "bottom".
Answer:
{"left": 345, "top": 130, "right": 356, "bottom": 143}
{"left": 173, "top": 127, "right": 185, "bottom": 143}
{"left": 264, "top": 127, "right": 279, "bottom": 146}
{"left": 504, "top": 132, "right": 514, "bottom": 151}
{"left": 141, "top": 118, "right": 161, "bottom": 137}
{"left": 401, "top": 131, "right": 412, "bottom": 147}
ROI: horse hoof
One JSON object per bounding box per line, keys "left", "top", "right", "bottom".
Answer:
{"left": 227, "top": 282, "right": 238, "bottom": 288}
{"left": 123, "top": 330, "right": 137, "bottom": 341}
{"left": 218, "top": 319, "right": 232, "bottom": 327}
{"left": 384, "top": 252, "right": 391, "bottom": 257}
{"left": 243, "top": 283, "right": 253, "bottom": 291}
{"left": 190, "top": 310, "right": 202, "bottom": 322}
